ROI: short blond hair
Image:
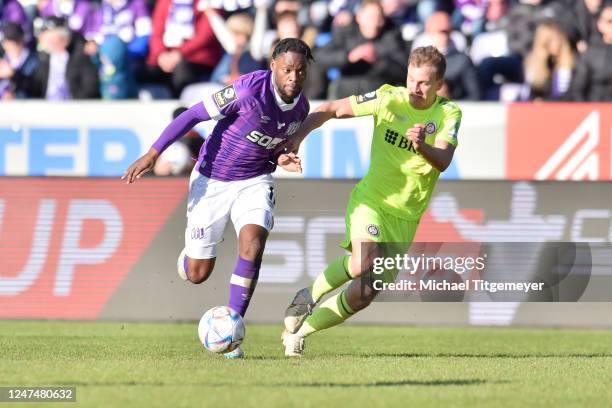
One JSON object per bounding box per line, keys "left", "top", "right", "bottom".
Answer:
{"left": 408, "top": 46, "right": 446, "bottom": 79}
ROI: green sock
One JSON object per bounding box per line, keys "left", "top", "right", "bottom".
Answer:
{"left": 298, "top": 290, "right": 354, "bottom": 337}
{"left": 311, "top": 255, "right": 352, "bottom": 303}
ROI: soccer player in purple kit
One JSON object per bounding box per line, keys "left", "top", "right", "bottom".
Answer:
{"left": 122, "top": 38, "right": 313, "bottom": 358}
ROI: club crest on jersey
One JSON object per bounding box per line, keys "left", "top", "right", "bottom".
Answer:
{"left": 213, "top": 85, "right": 237, "bottom": 109}
{"left": 425, "top": 121, "right": 437, "bottom": 135}
{"left": 366, "top": 224, "right": 380, "bottom": 237}
{"left": 286, "top": 121, "right": 301, "bottom": 136}
{"left": 356, "top": 91, "right": 377, "bottom": 104}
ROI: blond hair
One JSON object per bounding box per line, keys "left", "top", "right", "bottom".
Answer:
{"left": 408, "top": 46, "right": 446, "bottom": 79}
{"left": 524, "top": 21, "right": 574, "bottom": 92}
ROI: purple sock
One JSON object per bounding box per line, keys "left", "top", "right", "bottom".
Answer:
{"left": 228, "top": 256, "right": 260, "bottom": 317}
{"left": 183, "top": 255, "right": 190, "bottom": 281}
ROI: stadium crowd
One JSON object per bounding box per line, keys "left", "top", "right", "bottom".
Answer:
{"left": 1, "top": 0, "right": 611, "bottom": 102}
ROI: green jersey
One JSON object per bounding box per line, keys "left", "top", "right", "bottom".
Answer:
{"left": 349, "top": 84, "right": 461, "bottom": 221}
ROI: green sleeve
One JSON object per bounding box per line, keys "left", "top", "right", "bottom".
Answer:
{"left": 436, "top": 105, "right": 461, "bottom": 147}
{"left": 349, "top": 87, "right": 384, "bottom": 117}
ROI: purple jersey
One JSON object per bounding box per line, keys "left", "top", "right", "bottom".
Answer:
{"left": 199, "top": 70, "right": 309, "bottom": 181}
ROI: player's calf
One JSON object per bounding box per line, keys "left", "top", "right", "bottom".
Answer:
{"left": 345, "top": 276, "right": 379, "bottom": 312}
{"left": 177, "top": 250, "right": 216, "bottom": 284}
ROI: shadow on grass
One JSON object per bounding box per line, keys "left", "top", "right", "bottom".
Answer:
{"left": 291, "top": 379, "right": 494, "bottom": 387}
{"left": 345, "top": 352, "right": 612, "bottom": 359}
{"left": 59, "top": 379, "right": 495, "bottom": 388}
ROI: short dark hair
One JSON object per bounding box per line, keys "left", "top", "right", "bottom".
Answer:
{"left": 271, "top": 38, "right": 315, "bottom": 63}
{"left": 2, "top": 22, "right": 24, "bottom": 42}
{"left": 408, "top": 46, "right": 446, "bottom": 79}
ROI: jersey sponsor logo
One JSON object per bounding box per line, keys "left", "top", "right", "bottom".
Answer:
{"left": 366, "top": 224, "right": 380, "bottom": 237}
{"left": 277, "top": 121, "right": 286, "bottom": 130}
{"left": 261, "top": 115, "right": 271, "bottom": 124}
{"left": 384, "top": 129, "right": 417, "bottom": 153}
{"left": 246, "top": 130, "right": 284, "bottom": 150}
{"left": 213, "top": 85, "right": 237, "bottom": 109}
{"left": 286, "top": 121, "right": 301, "bottom": 136}
{"left": 356, "top": 91, "right": 377, "bottom": 104}
{"left": 425, "top": 121, "right": 437, "bottom": 135}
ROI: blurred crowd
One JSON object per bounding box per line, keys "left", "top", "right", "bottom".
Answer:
{"left": 1, "top": 0, "right": 611, "bottom": 102}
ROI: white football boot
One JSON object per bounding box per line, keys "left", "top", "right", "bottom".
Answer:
{"left": 282, "top": 330, "right": 305, "bottom": 357}
{"left": 177, "top": 248, "right": 189, "bottom": 281}
{"left": 284, "top": 287, "right": 316, "bottom": 333}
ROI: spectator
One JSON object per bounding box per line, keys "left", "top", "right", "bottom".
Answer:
{"left": 521, "top": 20, "right": 575, "bottom": 100}
{"left": 411, "top": 10, "right": 467, "bottom": 52}
{"left": 0, "top": 22, "right": 38, "bottom": 99}
{"left": 2, "top": 0, "right": 30, "bottom": 40}
{"left": 205, "top": 10, "right": 266, "bottom": 85}
{"left": 453, "top": 0, "right": 486, "bottom": 36}
{"left": 12, "top": 16, "right": 99, "bottom": 98}
{"left": 312, "top": 0, "right": 407, "bottom": 99}
{"left": 251, "top": 7, "right": 318, "bottom": 62}
{"left": 570, "top": 2, "right": 612, "bottom": 101}
{"left": 420, "top": 11, "right": 480, "bottom": 100}
{"left": 84, "top": 0, "right": 152, "bottom": 99}
{"left": 469, "top": 0, "right": 510, "bottom": 66}
{"left": 89, "top": 0, "right": 152, "bottom": 60}
{"left": 477, "top": 0, "right": 564, "bottom": 100}
{"left": 568, "top": 0, "right": 605, "bottom": 52}
{"left": 97, "top": 34, "right": 137, "bottom": 99}
{"left": 144, "top": 0, "right": 223, "bottom": 97}
{"left": 38, "top": 0, "right": 98, "bottom": 40}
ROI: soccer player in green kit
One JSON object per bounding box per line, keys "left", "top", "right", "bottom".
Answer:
{"left": 281, "top": 46, "right": 462, "bottom": 356}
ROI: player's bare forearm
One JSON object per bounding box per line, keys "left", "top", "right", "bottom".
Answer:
{"left": 288, "top": 98, "right": 355, "bottom": 153}
{"left": 417, "top": 141, "right": 455, "bottom": 172}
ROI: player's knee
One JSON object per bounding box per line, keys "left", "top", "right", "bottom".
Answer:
{"left": 238, "top": 229, "right": 267, "bottom": 261}
{"left": 349, "top": 250, "right": 380, "bottom": 278}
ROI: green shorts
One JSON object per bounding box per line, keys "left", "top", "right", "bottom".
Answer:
{"left": 341, "top": 197, "right": 419, "bottom": 283}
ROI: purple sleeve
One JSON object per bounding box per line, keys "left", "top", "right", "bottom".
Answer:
{"left": 152, "top": 103, "right": 210, "bottom": 154}
{"left": 203, "top": 76, "right": 252, "bottom": 120}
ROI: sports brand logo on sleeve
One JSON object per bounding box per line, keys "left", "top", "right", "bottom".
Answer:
{"left": 356, "top": 91, "right": 377, "bottom": 104}
{"left": 213, "top": 85, "right": 238, "bottom": 109}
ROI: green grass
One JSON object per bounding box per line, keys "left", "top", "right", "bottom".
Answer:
{"left": 1, "top": 321, "right": 611, "bottom": 407}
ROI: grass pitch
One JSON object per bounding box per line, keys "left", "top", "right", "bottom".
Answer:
{"left": 1, "top": 321, "right": 611, "bottom": 407}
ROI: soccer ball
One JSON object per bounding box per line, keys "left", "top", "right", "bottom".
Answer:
{"left": 198, "top": 306, "right": 245, "bottom": 353}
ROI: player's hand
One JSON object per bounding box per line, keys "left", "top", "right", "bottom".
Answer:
{"left": 122, "top": 149, "right": 159, "bottom": 184}
{"left": 277, "top": 152, "right": 302, "bottom": 173}
{"left": 406, "top": 123, "right": 426, "bottom": 151}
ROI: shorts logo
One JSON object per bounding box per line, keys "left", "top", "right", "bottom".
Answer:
{"left": 366, "top": 224, "right": 380, "bottom": 237}
{"left": 425, "top": 121, "right": 437, "bottom": 135}
{"left": 356, "top": 91, "right": 377, "bottom": 104}
{"left": 191, "top": 227, "right": 205, "bottom": 240}
{"left": 213, "top": 85, "right": 237, "bottom": 109}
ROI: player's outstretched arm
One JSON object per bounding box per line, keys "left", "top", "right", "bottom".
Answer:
{"left": 122, "top": 148, "right": 160, "bottom": 184}
{"left": 406, "top": 124, "right": 456, "bottom": 172}
{"left": 286, "top": 98, "right": 355, "bottom": 153}
{"left": 122, "top": 103, "right": 211, "bottom": 184}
